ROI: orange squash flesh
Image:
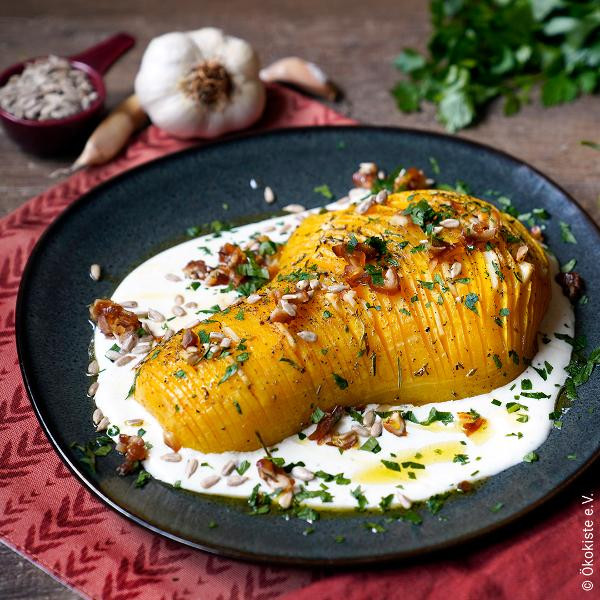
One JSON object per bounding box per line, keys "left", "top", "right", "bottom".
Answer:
{"left": 135, "top": 190, "right": 550, "bottom": 452}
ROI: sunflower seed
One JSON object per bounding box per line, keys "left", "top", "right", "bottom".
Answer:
{"left": 309, "top": 279, "right": 320, "bottom": 290}
{"left": 351, "top": 424, "right": 370, "bottom": 437}
{"left": 220, "top": 337, "right": 231, "bottom": 348}
{"left": 291, "top": 466, "right": 315, "bottom": 481}
{"left": 297, "top": 330, "right": 317, "bottom": 342}
{"left": 120, "top": 334, "right": 137, "bottom": 352}
{"left": 132, "top": 343, "right": 152, "bottom": 355}
{"left": 440, "top": 218, "right": 460, "bottom": 228}
{"left": 184, "top": 301, "right": 198, "bottom": 309}
{"left": 163, "top": 328, "right": 175, "bottom": 341}
{"left": 370, "top": 420, "right": 383, "bottom": 437}
{"left": 326, "top": 283, "right": 348, "bottom": 293}
{"left": 246, "top": 293, "right": 261, "bottom": 304}
{"left": 161, "top": 452, "right": 182, "bottom": 463}
{"left": 90, "top": 264, "right": 101, "bottom": 281}
{"left": 148, "top": 308, "right": 165, "bottom": 322}
{"left": 264, "top": 186, "right": 276, "bottom": 204}
{"left": 282, "top": 204, "right": 305, "bottom": 213}
{"left": 88, "top": 381, "right": 99, "bottom": 397}
{"left": 281, "top": 300, "right": 297, "bottom": 317}
{"left": 278, "top": 490, "right": 293, "bottom": 509}
{"left": 227, "top": 474, "right": 248, "bottom": 487}
{"left": 104, "top": 349, "right": 121, "bottom": 362}
{"left": 200, "top": 474, "right": 220, "bottom": 489}
{"left": 120, "top": 300, "right": 138, "bottom": 308}
{"left": 185, "top": 458, "right": 198, "bottom": 478}
{"left": 449, "top": 262, "right": 462, "bottom": 279}
{"left": 125, "top": 419, "right": 143, "bottom": 426}
{"left": 397, "top": 493, "right": 412, "bottom": 509}
{"left": 115, "top": 354, "right": 135, "bottom": 367}
{"left": 92, "top": 408, "right": 103, "bottom": 425}
{"left": 174, "top": 294, "right": 184, "bottom": 305}
{"left": 165, "top": 273, "right": 182, "bottom": 282}
{"left": 221, "top": 460, "right": 236, "bottom": 476}
{"left": 355, "top": 197, "right": 374, "bottom": 214}
{"left": 209, "top": 331, "right": 224, "bottom": 340}
{"left": 363, "top": 409, "right": 375, "bottom": 427}
{"left": 516, "top": 245, "right": 529, "bottom": 262}
{"left": 172, "top": 305, "right": 186, "bottom": 317}
{"left": 375, "top": 189, "right": 388, "bottom": 204}
{"left": 95, "top": 416, "right": 109, "bottom": 432}
{"left": 296, "top": 279, "right": 309, "bottom": 291}
{"left": 87, "top": 360, "right": 99, "bottom": 375}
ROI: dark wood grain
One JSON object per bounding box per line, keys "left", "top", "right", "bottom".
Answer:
{"left": 0, "top": 1, "right": 598, "bottom": 598}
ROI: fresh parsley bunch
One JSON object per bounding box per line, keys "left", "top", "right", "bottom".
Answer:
{"left": 392, "top": 0, "right": 600, "bottom": 131}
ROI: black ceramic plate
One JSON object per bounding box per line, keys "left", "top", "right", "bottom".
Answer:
{"left": 17, "top": 126, "right": 600, "bottom": 565}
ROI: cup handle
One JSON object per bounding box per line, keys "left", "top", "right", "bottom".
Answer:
{"left": 69, "top": 33, "right": 135, "bottom": 75}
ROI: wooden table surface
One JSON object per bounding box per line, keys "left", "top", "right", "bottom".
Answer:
{"left": 0, "top": 1, "right": 598, "bottom": 598}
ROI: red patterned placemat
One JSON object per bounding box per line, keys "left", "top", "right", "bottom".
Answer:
{"left": 0, "top": 84, "right": 353, "bottom": 600}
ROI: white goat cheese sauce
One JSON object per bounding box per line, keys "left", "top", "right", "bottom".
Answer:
{"left": 93, "top": 202, "right": 574, "bottom": 510}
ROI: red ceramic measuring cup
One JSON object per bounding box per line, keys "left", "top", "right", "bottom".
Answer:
{"left": 0, "top": 33, "right": 135, "bottom": 155}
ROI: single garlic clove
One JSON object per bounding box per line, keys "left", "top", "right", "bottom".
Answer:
{"left": 259, "top": 57, "right": 340, "bottom": 101}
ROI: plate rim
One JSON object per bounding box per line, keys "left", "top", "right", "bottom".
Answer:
{"left": 15, "top": 124, "right": 600, "bottom": 566}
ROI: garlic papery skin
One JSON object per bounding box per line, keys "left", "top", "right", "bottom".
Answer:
{"left": 135, "top": 28, "right": 266, "bottom": 139}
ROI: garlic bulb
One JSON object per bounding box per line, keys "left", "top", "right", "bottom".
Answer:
{"left": 135, "top": 28, "right": 266, "bottom": 139}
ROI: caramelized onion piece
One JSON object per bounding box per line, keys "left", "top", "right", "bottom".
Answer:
{"left": 256, "top": 458, "right": 295, "bottom": 492}
{"left": 458, "top": 412, "right": 487, "bottom": 436}
{"left": 327, "top": 430, "right": 358, "bottom": 450}
{"left": 383, "top": 412, "right": 407, "bottom": 437}
{"left": 90, "top": 298, "right": 141, "bottom": 338}
{"left": 308, "top": 405, "right": 344, "bottom": 444}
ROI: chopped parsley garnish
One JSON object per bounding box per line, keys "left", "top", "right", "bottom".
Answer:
{"left": 402, "top": 461, "right": 425, "bottom": 470}
{"left": 464, "top": 293, "right": 479, "bottom": 314}
{"left": 173, "top": 369, "right": 186, "bottom": 379}
{"left": 279, "top": 357, "right": 304, "bottom": 371}
{"left": 314, "top": 184, "right": 333, "bottom": 199}
{"left": 365, "top": 521, "right": 386, "bottom": 533}
{"left": 364, "top": 264, "right": 384, "bottom": 286}
{"left": 381, "top": 459, "right": 401, "bottom": 472}
{"left": 559, "top": 221, "right": 577, "bottom": 244}
{"left": 218, "top": 363, "right": 238, "bottom": 384}
{"left": 233, "top": 401, "right": 243, "bottom": 415}
{"left": 323, "top": 310, "right": 332, "bottom": 319}
{"left": 490, "top": 502, "right": 504, "bottom": 513}
{"left": 561, "top": 258, "right": 577, "bottom": 273}
{"left": 134, "top": 470, "right": 151, "bottom": 488}
{"left": 403, "top": 407, "right": 454, "bottom": 426}
{"left": 311, "top": 407, "right": 325, "bottom": 423}
{"left": 453, "top": 454, "right": 469, "bottom": 464}
{"left": 351, "top": 486, "right": 368, "bottom": 511}
{"left": 360, "top": 437, "right": 382, "bottom": 453}
{"left": 523, "top": 451, "right": 539, "bottom": 463}
{"left": 332, "top": 373, "right": 348, "bottom": 389}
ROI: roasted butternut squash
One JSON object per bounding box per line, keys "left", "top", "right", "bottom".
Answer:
{"left": 135, "top": 190, "right": 550, "bottom": 452}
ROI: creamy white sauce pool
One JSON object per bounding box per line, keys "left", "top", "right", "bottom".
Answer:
{"left": 93, "top": 206, "right": 574, "bottom": 510}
